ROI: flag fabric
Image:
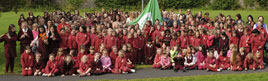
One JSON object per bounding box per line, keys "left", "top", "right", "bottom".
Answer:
{"left": 128, "top": 0, "right": 162, "bottom": 29}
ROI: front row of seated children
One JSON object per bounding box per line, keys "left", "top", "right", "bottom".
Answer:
{"left": 20, "top": 46, "right": 135, "bottom": 77}
{"left": 152, "top": 45, "right": 265, "bottom": 72}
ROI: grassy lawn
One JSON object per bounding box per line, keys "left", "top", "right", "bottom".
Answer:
{"left": 0, "top": 10, "right": 268, "bottom": 74}
{"left": 92, "top": 72, "right": 268, "bottom": 81}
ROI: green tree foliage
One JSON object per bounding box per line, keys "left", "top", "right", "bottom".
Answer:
{"left": 256, "top": 0, "right": 268, "bottom": 10}
{"left": 66, "top": 0, "right": 84, "bottom": 10}
{"left": 210, "top": 0, "right": 240, "bottom": 10}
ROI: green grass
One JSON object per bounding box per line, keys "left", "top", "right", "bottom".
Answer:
{"left": 89, "top": 72, "right": 268, "bottom": 81}
{"left": 0, "top": 10, "right": 268, "bottom": 74}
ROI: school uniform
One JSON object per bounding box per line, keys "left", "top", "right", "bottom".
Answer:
{"left": 59, "top": 34, "right": 69, "bottom": 51}
{"left": 243, "top": 56, "right": 255, "bottom": 70}
{"left": 104, "top": 35, "right": 117, "bottom": 52}
{"left": 196, "top": 51, "right": 206, "bottom": 70}
{"left": 21, "top": 52, "right": 34, "bottom": 76}
{"left": 207, "top": 35, "right": 215, "bottom": 48}
{"left": 109, "top": 52, "right": 118, "bottom": 67}
{"left": 33, "top": 59, "right": 44, "bottom": 73}
{"left": 90, "top": 33, "right": 97, "bottom": 45}
{"left": 193, "top": 37, "right": 201, "bottom": 47}
{"left": 68, "top": 34, "right": 78, "bottom": 50}
{"left": 179, "top": 35, "right": 189, "bottom": 49}
{"left": 152, "top": 54, "right": 161, "bottom": 68}
{"left": 57, "top": 23, "right": 70, "bottom": 33}
{"left": 239, "top": 34, "right": 251, "bottom": 53}
{"left": 48, "top": 33, "right": 61, "bottom": 54}
{"left": 205, "top": 57, "right": 218, "bottom": 72}
{"left": 91, "top": 58, "right": 103, "bottom": 75}
{"left": 250, "top": 34, "right": 265, "bottom": 59}
{"left": 76, "top": 32, "right": 90, "bottom": 52}
{"left": 136, "top": 36, "right": 145, "bottom": 64}
{"left": 184, "top": 54, "right": 197, "bottom": 70}
{"left": 78, "top": 62, "right": 91, "bottom": 74}
{"left": 216, "top": 55, "right": 230, "bottom": 70}
{"left": 42, "top": 60, "right": 59, "bottom": 74}
{"left": 170, "top": 39, "right": 177, "bottom": 48}
{"left": 0, "top": 33, "right": 18, "bottom": 73}
{"left": 231, "top": 55, "right": 243, "bottom": 71}
{"left": 18, "top": 28, "right": 33, "bottom": 54}
{"left": 173, "top": 57, "right": 185, "bottom": 71}
{"left": 255, "top": 57, "right": 264, "bottom": 69}
{"left": 55, "top": 55, "right": 65, "bottom": 66}
{"left": 77, "top": 52, "right": 87, "bottom": 63}
{"left": 218, "top": 37, "right": 229, "bottom": 51}
{"left": 144, "top": 44, "right": 156, "bottom": 64}
{"left": 229, "top": 36, "right": 240, "bottom": 47}
{"left": 152, "top": 30, "right": 161, "bottom": 41}
{"left": 200, "top": 34, "right": 208, "bottom": 47}
{"left": 92, "top": 36, "right": 104, "bottom": 52}
{"left": 112, "top": 56, "right": 131, "bottom": 74}
{"left": 61, "top": 61, "right": 75, "bottom": 75}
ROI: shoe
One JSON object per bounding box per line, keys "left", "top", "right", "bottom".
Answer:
{"left": 217, "top": 69, "right": 221, "bottom": 72}
{"left": 42, "top": 74, "right": 48, "bottom": 77}
{"left": 130, "top": 69, "right": 136, "bottom": 73}
{"left": 122, "top": 72, "right": 128, "bottom": 74}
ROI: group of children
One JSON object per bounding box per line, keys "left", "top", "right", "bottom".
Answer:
{"left": 0, "top": 8, "right": 267, "bottom": 77}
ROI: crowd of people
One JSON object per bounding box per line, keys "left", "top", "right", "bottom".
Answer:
{"left": 0, "top": 8, "right": 267, "bottom": 77}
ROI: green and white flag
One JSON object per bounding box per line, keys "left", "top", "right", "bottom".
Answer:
{"left": 128, "top": 0, "right": 162, "bottom": 29}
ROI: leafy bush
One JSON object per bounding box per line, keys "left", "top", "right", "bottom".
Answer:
{"left": 210, "top": 0, "right": 240, "bottom": 10}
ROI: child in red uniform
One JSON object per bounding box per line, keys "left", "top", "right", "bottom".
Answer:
{"left": 42, "top": 54, "right": 59, "bottom": 77}
{"left": 229, "top": 30, "right": 239, "bottom": 47}
{"left": 244, "top": 53, "right": 256, "bottom": 71}
{"left": 77, "top": 46, "right": 87, "bottom": 63}
{"left": 0, "top": 24, "right": 18, "bottom": 74}
{"left": 255, "top": 51, "right": 264, "bottom": 70}
{"left": 55, "top": 48, "right": 65, "bottom": 66}
{"left": 179, "top": 30, "right": 189, "bottom": 49}
{"left": 144, "top": 38, "right": 155, "bottom": 64}
{"left": 104, "top": 28, "right": 117, "bottom": 52}
{"left": 68, "top": 29, "right": 78, "bottom": 51}
{"left": 239, "top": 29, "right": 250, "bottom": 53}
{"left": 21, "top": 46, "right": 34, "bottom": 76}
{"left": 33, "top": 52, "right": 44, "bottom": 76}
{"left": 92, "top": 32, "right": 104, "bottom": 52}
{"left": 250, "top": 29, "right": 265, "bottom": 59}
{"left": 206, "top": 50, "right": 221, "bottom": 72}
{"left": 91, "top": 53, "right": 103, "bottom": 75}
{"left": 230, "top": 49, "right": 243, "bottom": 71}
{"left": 59, "top": 28, "right": 69, "bottom": 53}
{"left": 217, "top": 49, "right": 230, "bottom": 70}
{"left": 112, "top": 50, "right": 135, "bottom": 74}
{"left": 152, "top": 48, "right": 162, "bottom": 69}
{"left": 77, "top": 55, "right": 91, "bottom": 77}
{"left": 76, "top": 26, "right": 90, "bottom": 53}
{"left": 110, "top": 46, "right": 118, "bottom": 66}
{"left": 61, "top": 55, "right": 76, "bottom": 77}
{"left": 196, "top": 45, "right": 206, "bottom": 70}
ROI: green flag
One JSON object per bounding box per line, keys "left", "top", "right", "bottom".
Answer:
{"left": 128, "top": 0, "right": 162, "bottom": 29}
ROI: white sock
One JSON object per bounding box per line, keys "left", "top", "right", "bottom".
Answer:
{"left": 130, "top": 69, "right": 136, "bottom": 73}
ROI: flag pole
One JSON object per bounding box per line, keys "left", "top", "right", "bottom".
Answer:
{"left": 142, "top": 0, "right": 144, "bottom": 11}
